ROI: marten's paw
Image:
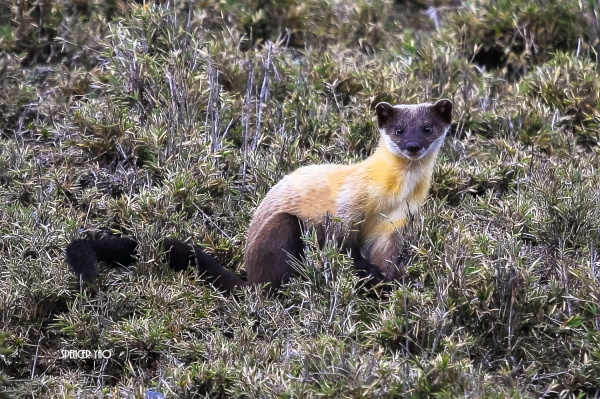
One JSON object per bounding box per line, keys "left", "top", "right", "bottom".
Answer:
{"left": 353, "top": 258, "right": 389, "bottom": 291}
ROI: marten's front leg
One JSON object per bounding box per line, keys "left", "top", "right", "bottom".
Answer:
{"left": 309, "top": 217, "right": 387, "bottom": 288}
{"left": 337, "top": 228, "right": 387, "bottom": 287}
{"left": 363, "top": 233, "right": 402, "bottom": 282}
{"left": 347, "top": 243, "right": 387, "bottom": 287}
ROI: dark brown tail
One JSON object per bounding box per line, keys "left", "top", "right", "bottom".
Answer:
{"left": 66, "top": 238, "right": 138, "bottom": 281}
{"left": 66, "top": 237, "right": 245, "bottom": 294}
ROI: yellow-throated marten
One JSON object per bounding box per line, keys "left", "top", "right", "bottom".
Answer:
{"left": 66, "top": 99, "right": 453, "bottom": 294}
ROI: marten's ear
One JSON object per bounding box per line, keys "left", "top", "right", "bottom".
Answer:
{"left": 375, "top": 102, "right": 395, "bottom": 127}
{"left": 432, "top": 99, "right": 453, "bottom": 124}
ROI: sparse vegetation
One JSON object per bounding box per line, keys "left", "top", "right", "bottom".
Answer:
{"left": 1, "top": 0, "right": 600, "bottom": 397}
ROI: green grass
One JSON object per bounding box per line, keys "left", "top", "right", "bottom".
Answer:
{"left": 0, "top": 0, "right": 600, "bottom": 397}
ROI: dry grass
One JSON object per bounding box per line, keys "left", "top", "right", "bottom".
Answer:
{"left": 0, "top": 0, "right": 600, "bottom": 397}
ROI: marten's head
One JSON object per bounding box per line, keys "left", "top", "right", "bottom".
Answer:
{"left": 375, "top": 99, "right": 452, "bottom": 161}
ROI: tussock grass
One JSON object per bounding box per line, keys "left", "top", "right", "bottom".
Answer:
{"left": 1, "top": 0, "right": 600, "bottom": 397}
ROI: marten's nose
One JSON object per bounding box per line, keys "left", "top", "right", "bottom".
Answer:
{"left": 406, "top": 142, "right": 422, "bottom": 153}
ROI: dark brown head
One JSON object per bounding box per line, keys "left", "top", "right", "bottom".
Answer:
{"left": 375, "top": 99, "right": 453, "bottom": 160}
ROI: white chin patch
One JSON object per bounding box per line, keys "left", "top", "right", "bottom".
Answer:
{"left": 403, "top": 152, "right": 426, "bottom": 161}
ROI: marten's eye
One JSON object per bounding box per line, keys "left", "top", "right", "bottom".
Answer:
{"left": 423, "top": 126, "right": 432, "bottom": 133}
{"left": 395, "top": 129, "right": 403, "bottom": 135}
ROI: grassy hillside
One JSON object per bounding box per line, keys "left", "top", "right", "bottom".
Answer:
{"left": 1, "top": 0, "right": 600, "bottom": 397}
